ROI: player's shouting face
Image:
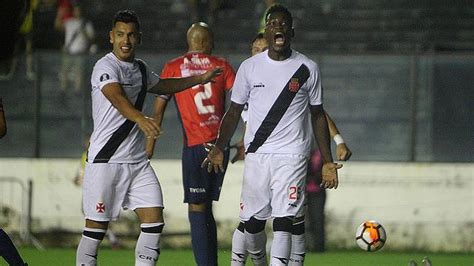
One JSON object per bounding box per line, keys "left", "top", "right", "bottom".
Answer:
{"left": 110, "top": 22, "right": 141, "bottom": 62}
{"left": 264, "top": 11, "right": 294, "bottom": 57}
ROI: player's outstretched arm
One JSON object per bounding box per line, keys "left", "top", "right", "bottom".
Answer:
{"left": 102, "top": 83, "right": 161, "bottom": 139}
{"left": 148, "top": 67, "right": 223, "bottom": 95}
{"left": 310, "top": 104, "right": 342, "bottom": 189}
{"left": 202, "top": 102, "right": 245, "bottom": 173}
{"left": 325, "top": 111, "right": 352, "bottom": 161}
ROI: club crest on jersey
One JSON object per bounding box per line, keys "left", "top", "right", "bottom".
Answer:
{"left": 100, "top": 73, "right": 110, "bottom": 82}
{"left": 289, "top": 78, "right": 300, "bottom": 92}
{"left": 96, "top": 202, "right": 105, "bottom": 213}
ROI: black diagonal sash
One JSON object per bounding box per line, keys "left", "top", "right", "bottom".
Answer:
{"left": 93, "top": 59, "right": 148, "bottom": 163}
{"left": 246, "top": 64, "right": 310, "bottom": 153}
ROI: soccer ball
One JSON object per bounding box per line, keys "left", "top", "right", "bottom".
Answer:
{"left": 355, "top": 220, "right": 386, "bottom": 252}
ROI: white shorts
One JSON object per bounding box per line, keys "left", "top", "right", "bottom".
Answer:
{"left": 83, "top": 160, "right": 163, "bottom": 222}
{"left": 239, "top": 153, "right": 307, "bottom": 221}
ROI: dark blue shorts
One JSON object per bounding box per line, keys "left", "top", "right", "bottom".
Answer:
{"left": 182, "top": 144, "right": 229, "bottom": 204}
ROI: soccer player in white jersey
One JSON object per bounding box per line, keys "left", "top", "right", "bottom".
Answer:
{"left": 203, "top": 4, "right": 342, "bottom": 265}
{"left": 230, "top": 34, "right": 352, "bottom": 265}
{"left": 76, "top": 10, "right": 222, "bottom": 266}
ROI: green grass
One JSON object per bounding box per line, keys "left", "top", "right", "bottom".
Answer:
{"left": 8, "top": 248, "right": 473, "bottom": 266}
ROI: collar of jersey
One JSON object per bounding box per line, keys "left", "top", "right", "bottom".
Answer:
{"left": 264, "top": 49, "right": 296, "bottom": 65}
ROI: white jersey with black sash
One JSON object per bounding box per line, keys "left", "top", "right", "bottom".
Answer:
{"left": 88, "top": 52, "right": 160, "bottom": 163}
{"left": 231, "top": 49, "right": 322, "bottom": 156}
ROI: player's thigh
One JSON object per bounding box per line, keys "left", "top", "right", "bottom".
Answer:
{"left": 124, "top": 161, "right": 164, "bottom": 212}
{"left": 270, "top": 154, "right": 307, "bottom": 218}
{"left": 83, "top": 163, "right": 130, "bottom": 222}
{"left": 239, "top": 153, "right": 272, "bottom": 221}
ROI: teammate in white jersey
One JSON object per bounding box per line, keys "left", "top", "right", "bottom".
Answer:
{"left": 76, "top": 10, "right": 222, "bottom": 266}
{"left": 204, "top": 4, "right": 342, "bottom": 265}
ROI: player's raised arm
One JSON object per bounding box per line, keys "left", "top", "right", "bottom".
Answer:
{"left": 148, "top": 67, "right": 222, "bottom": 95}
{"left": 202, "top": 101, "right": 245, "bottom": 173}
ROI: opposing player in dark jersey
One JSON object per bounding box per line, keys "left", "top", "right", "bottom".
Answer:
{"left": 204, "top": 4, "right": 342, "bottom": 265}
{"left": 148, "top": 22, "right": 235, "bottom": 266}
{"left": 76, "top": 10, "right": 222, "bottom": 266}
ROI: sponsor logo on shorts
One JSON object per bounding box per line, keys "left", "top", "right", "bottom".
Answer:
{"left": 96, "top": 202, "right": 105, "bottom": 213}
{"left": 189, "top": 187, "right": 206, "bottom": 193}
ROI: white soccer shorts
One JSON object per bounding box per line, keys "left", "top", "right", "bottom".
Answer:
{"left": 239, "top": 153, "right": 307, "bottom": 221}
{"left": 82, "top": 160, "right": 164, "bottom": 221}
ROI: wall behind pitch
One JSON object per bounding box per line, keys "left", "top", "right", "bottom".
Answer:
{"left": 0, "top": 159, "right": 472, "bottom": 252}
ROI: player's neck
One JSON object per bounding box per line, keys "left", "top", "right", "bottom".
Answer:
{"left": 267, "top": 49, "right": 292, "bottom": 61}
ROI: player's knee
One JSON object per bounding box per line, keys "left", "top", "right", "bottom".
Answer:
{"left": 273, "top": 217, "right": 294, "bottom": 232}
{"left": 244, "top": 217, "right": 266, "bottom": 234}
{"left": 237, "top": 221, "right": 245, "bottom": 233}
{"left": 188, "top": 203, "right": 207, "bottom": 212}
{"left": 83, "top": 228, "right": 106, "bottom": 241}
{"left": 141, "top": 222, "right": 164, "bottom": 234}
{"left": 291, "top": 220, "right": 305, "bottom": 235}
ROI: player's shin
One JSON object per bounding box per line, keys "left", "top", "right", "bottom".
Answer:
{"left": 76, "top": 227, "right": 106, "bottom": 266}
{"left": 135, "top": 223, "right": 164, "bottom": 266}
{"left": 289, "top": 220, "right": 305, "bottom": 266}
{"left": 244, "top": 218, "right": 267, "bottom": 266}
{"left": 271, "top": 217, "right": 293, "bottom": 265}
{"left": 231, "top": 222, "right": 248, "bottom": 266}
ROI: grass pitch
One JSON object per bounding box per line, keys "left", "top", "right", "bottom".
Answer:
{"left": 8, "top": 248, "right": 473, "bottom": 265}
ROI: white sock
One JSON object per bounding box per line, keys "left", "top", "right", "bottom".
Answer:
{"left": 270, "top": 231, "right": 292, "bottom": 265}
{"left": 231, "top": 228, "right": 247, "bottom": 266}
{"left": 76, "top": 227, "right": 105, "bottom": 266}
{"left": 245, "top": 230, "right": 267, "bottom": 266}
{"left": 289, "top": 233, "right": 305, "bottom": 266}
{"left": 135, "top": 223, "right": 163, "bottom": 266}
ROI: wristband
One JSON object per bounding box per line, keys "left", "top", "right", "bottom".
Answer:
{"left": 333, "top": 134, "right": 344, "bottom": 145}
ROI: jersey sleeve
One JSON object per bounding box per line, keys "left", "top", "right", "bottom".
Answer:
{"left": 92, "top": 61, "right": 120, "bottom": 91}
{"left": 308, "top": 63, "right": 322, "bottom": 106}
{"left": 230, "top": 61, "right": 250, "bottom": 105}
{"left": 223, "top": 60, "right": 236, "bottom": 91}
{"left": 156, "top": 62, "right": 176, "bottom": 101}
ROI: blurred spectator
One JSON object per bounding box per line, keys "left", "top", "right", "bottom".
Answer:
{"left": 188, "top": 0, "right": 221, "bottom": 25}
{"left": 0, "top": 0, "right": 28, "bottom": 79}
{"left": 54, "top": 0, "right": 74, "bottom": 31}
{"left": 57, "top": 3, "right": 96, "bottom": 95}
{"left": 18, "top": 0, "right": 39, "bottom": 80}
{"left": 0, "top": 97, "right": 6, "bottom": 138}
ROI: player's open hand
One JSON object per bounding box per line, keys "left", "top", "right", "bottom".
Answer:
{"left": 321, "top": 162, "right": 343, "bottom": 189}
{"left": 200, "top": 67, "right": 223, "bottom": 84}
{"left": 336, "top": 143, "right": 352, "bottom": 161}
{"left": 230, "top": 141, "right": 245, "bottom": 163}
{"left": 201, "top": 145, "right": 224, "bottom": 173}
{"left": 136, "top": 116, "right": 162, "bottom": 139}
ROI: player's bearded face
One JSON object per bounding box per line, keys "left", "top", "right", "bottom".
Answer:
{"left": 264, "top": 12, "right": 293, "bottom": 53}
{"left": 110, "top": 22, "right": 141, "bottom": 62}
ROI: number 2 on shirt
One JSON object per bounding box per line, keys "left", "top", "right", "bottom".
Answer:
{"left": 193, "top": 82, "right": 215, "bottom": 114}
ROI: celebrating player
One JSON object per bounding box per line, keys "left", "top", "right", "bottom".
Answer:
{"left": 148, "top": 22, "right": 235, "bottom": 266}
{"left": 203, "top": 4, "right": 342, "bottom": 265}
{"left": 76, "top": 10, "right": 222, "bottom": 266}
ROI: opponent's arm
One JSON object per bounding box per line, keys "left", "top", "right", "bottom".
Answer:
{"left": 203, "top": 102, "right": 245, "bottom": 173}
{"left": 148, "top": 67, "right": 223, "bottom": 95}
{"left": 325, "top": 111, "right": 352, "bottom": 161}
{"left": 102, "top": 83, "right": 161, "bottom": 139}
{"left": 146, "top": 97, "right": 168, "bottom": 159}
